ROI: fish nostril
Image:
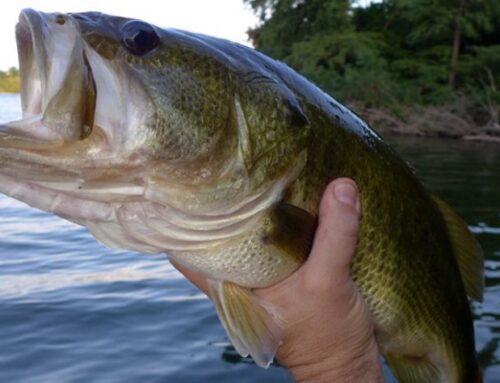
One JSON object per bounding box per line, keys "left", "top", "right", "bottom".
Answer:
{"left": 54, "top": 14, "right": 66, "bottom": 25}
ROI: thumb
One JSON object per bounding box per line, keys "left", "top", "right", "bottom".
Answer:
{"left": 304, "top": 178, "right": 361, "bottom": 285}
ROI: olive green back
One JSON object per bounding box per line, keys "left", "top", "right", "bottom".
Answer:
{"left": 286, "top": 102, "right": 478, "bottom": 380}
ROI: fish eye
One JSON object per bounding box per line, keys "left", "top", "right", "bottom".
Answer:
{"left": 121, "top": 20, "right": 160, "bottom": 56}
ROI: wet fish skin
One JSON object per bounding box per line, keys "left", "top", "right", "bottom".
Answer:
{"left": 0, "top": 10, "right": 483, "bottom": 382}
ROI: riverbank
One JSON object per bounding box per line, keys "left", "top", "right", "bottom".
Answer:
{"left": 349, "top": 102, "right": 500, "bottom": 143}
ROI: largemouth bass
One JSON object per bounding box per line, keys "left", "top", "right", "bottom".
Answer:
{"left": 0, "top": 10, "right": 483, "bottom": 382}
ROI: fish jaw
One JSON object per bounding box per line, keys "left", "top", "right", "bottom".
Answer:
{"left": 0, "top": 10, "right": 142, "bottom": 253}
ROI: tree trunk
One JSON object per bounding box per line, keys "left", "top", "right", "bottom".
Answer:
{"left": 449, "top": 0, "right": 466, "bottom": 88}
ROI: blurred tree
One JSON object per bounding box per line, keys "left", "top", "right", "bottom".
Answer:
{"left": 245, "top": 0, "right": 500, "bottom": 108}
{"left": 246, "top": 0, "right": 395, "bottom": 105}
{"left": 395, "top": 0, "right": 498, "bottom": 89}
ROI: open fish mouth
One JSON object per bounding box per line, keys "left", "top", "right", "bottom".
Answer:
{"left": 0, "top": 10, "right": 119, "bottom": 227}
{"left": 0, "top": 10, "right": 304, "bottom": 257}
{"left": 0, "top": 10, "right": 157, "bottom": 249}
{"left": 3, "top": 9, "right": 96, "bottom": 144}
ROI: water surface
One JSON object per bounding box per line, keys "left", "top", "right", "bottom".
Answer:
{"left": 0, "top": 93, "right": 498, "bottom": 381}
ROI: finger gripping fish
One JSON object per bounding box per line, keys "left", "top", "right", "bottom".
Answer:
{"left": 0, "top": 10, "right": 483, "bottom": 383}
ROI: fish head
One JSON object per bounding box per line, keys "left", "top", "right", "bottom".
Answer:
{"left": 9, "top": 9, "right": 233, "bottom": 160}
{"left": 0, "top": 10, "right": 309, "bottom": 253}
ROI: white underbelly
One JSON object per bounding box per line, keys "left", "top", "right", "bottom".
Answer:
{"left": 169, "top": 222, "right": 300, "bottom": 288}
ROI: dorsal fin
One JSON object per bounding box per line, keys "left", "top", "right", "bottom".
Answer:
{"left": 432, "top": 195, "right": 484, "bottom": 301}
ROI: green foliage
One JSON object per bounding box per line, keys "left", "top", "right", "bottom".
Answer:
{"left": 245, "top": 0, "right": 500, "bottom": 126}
{"left": 0, "top": 67, "right": 20, "bottom": 93}
{"left": 248, "top": 0, "right": 353, "bottom": 59}
{"left": 397, "top": 0, "right": 496, "bottom": 43}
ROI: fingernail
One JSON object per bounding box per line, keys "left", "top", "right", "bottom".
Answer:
{"left": 333, "top": 182, "right": 357, "bottom": 207}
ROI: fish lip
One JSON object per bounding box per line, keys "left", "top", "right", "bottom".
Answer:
{"left": 16, "top": 9, "right": 45, "bottom": 118}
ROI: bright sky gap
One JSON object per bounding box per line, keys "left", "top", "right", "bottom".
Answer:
{"left": 0, "top": 0, "right": 259, "bottom": 71}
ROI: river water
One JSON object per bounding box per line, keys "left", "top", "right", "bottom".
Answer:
{"left": 0, "top": 93, "right": 498, "bottom": 382}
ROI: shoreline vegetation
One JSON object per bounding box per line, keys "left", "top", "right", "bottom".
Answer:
{"left": 0, "top": 68, "right": 20, "bottom": 94}
{"left": 350, "top": 100, "right": 500, "bottom": 143}
{"left": 244, "top": 0, "right": 500, "bottom": 143}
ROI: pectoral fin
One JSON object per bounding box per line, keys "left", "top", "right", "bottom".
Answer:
{"left": 432, "top": 195, "right": 484, "bottom": 301}
{"left": 208, "top": 279, "right": 282, "bottom": 368}
{"left": 264, "top": 202, "right": 317, "bottom": 263}
{"left": 385, "top": 354, "right": 441, "bottom": 383}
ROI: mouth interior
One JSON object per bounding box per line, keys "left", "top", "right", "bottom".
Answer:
{"left": 3, "top": 10, "right": 96, "bottom": 143}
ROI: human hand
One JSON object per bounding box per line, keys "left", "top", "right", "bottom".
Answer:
{"left": 172, "top": 178, "right": 384, "bottom": 382}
